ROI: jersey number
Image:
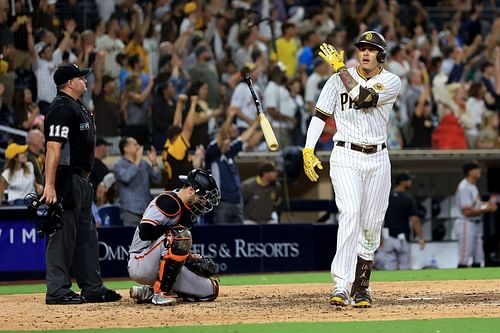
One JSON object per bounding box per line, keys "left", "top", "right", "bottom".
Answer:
{"left": 49, "top": 125, "right": 69, "bottom": 138}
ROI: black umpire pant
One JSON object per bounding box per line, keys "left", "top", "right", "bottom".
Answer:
{"left": 46, "top": 174, "right": 105, "bottom": 299}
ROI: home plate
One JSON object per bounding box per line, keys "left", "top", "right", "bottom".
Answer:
{"left": 397, "top": 297, "right": 443, "bottom": 301}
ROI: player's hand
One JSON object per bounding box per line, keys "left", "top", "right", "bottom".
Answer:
{"left": 302, "top": 147, "right": 323, "bottom": 182}
{"left": 318, "top": 43, "right": 345, "bottom": 72}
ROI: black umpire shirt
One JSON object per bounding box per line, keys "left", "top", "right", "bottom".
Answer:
{"left": 384, "top": 191, "right": 418, "bottom": 240}
{"left": 44, "top": 91, "right": 95, "bottom": 208}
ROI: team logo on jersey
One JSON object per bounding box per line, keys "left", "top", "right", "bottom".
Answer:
{"left": 365, "top": 32, "right": 373, "bottom": 40}
{"left": 80, "top": 122, "right": 90, "bottom": 131}
{"left": 373, "top": 83, "right": 384, "bottom": 91}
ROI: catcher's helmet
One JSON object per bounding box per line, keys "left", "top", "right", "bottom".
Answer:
{"left": 179, "top": 169, "right": 221, "bottom": 216}
{"left": 354, "top": 31, "right": 387, "bottom": 63}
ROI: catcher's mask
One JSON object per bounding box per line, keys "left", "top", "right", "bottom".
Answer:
{"left": 179, "top": 169, "right": 221, "bottom": 217}
{"left": 354, "top": 31, "right": 387, "bottom": 63}
{"left": 24, "top": 193, "right": 64, "bottom": 238}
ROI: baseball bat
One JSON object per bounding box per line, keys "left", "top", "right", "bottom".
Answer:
{"left": 244, "top": 76, "right": 279, "bottom": 151}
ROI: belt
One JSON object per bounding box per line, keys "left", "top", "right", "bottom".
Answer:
{"left": 73, "top": 167, "right": 91, "bottom": 178}
{"left": 336, "top": 141, "right": 386, "bottom": 154}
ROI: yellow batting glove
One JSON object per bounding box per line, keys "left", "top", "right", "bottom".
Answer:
{"left": 318, "top": 43, "right": 345, "bottom": 72}
{"left": 302, "top": 147, "right": 323, "bottom": 182}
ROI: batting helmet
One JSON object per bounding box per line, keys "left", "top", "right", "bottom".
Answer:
{"left": 354, "top": 31, "right": 387, "bottom": 63}
{"left": 179, "top": 169, "right": 221, "bottom": 216}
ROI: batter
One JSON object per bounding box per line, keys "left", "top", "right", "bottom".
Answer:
{"left": 302, "top": 31, "right": 401, "bottom": 307}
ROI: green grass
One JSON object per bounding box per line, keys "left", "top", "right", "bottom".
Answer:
{"left": 1, "top": 318, "right": 500, "bottom": 333}
{"left": 1, "top": 267, "right": 499, "bottom": 295}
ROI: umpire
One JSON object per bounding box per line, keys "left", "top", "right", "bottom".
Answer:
{"left": 41, "top": 64, "right": 121, "bottom": 304}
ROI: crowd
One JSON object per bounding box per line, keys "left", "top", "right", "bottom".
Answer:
{"left": 0, "top": 0, "right": 500, "bottom": 225}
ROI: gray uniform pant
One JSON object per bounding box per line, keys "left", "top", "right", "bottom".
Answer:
{"left": 374, "top": 234, "right": 411, "bottom": 270}
{"left": 128, "top": 235, "right": 216, "bottom": 298}
{"left": 455, "top": 219, "right": 484, "bottom": 266}
{"left": 46, "top": 174, "right": 105, "bottom": 298}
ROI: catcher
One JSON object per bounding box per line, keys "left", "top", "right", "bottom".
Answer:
{"left": 128, "top": 168, "right": 221, "bottom": 305}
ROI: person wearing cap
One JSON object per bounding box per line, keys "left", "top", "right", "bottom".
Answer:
{"left": 90, "top": 137, "right": 111, "bottom": 193}
{"left": 374, "top": 172, "right": 425, "bottom": 271}
{"left": 40, "top": 63, "right": 121, "bottom": 305}
{"left": 128, "top": 168, "right": 221, "bottom": 305}
{"left": 26, "top": 129, "right": 46, "bottom": 186}
{"left": 0, "top": 143, "right": 40, "bottom": 206}
{"left": 229, "top": 63, "right": 264, "bottom": 151}
{"left": 241, "top": 162, "right": 281, "bottom": 224}
{"left": 188, "top": 44, "right": 220, "bottom": 109}
{"left": 454, "top": 161, "right": 497, "bottom": 268}
{"left": 27, "top": 19, "right": 76, "bottom": 115}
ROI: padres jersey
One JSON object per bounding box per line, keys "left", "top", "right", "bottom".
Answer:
{"left": 316, "top": 67, "right": 401, "bottom": 144}
{"left": 128, "top": 191, "right": 194, "bottom": 256}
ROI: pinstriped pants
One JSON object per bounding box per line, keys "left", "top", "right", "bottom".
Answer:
{"left": 329, "top": 145, "right": 391, "bottom": 290}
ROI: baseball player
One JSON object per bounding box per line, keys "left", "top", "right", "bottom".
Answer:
{"left": 302, "top": 31, "right": 401, "bottom": 307}
{"left": 454, "top": 161, "right": 497, "bottom": 268}
{"left": 128, "top": 168, "right": 221, "bottom": 305}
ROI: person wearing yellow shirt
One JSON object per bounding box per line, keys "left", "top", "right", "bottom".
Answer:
{"left": 271, "top": 22, "right": 299, "bottom": 78}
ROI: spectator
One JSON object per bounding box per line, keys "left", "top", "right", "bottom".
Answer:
{"left": 114, "top": 136, "right": 161, "bottom": 227}
{"left": 229, "top": 63, "right": 264, "bottom": 151}
{"left": 25, "top": 128, "right": 45, "bottom": 186}
{"left": 151, "top": 80, "right": 176, "bottom": 152}
{"left": 32, "top": 0, "right": 60, "bottom": 31}
{"left": 241, "top": 162, "right": 281, "bottom": 224}
{"left": 288, "top": 77, "right": 306, "bottom": 146}
{"left": 93, "top": 71, "right": 121, "bottom": 154}
{"left": 454, "top": 161, "right": 497, "bottom": 268}
{"left": 465, "top": 81, "right": 488, "bottom": 148}
{"left": 264, "top": 64, "right": 296, "bottom": 147}
{"left": 375, "top": 172, "right": 425, "bottom": 270}
{"left": 206, "top": 107, "right": 258, "bottom": 224}
{"left": 12, "top": 87, "right": 43, "bottom": 131}
{"left": 409, "top": 87, "right": 435, "bottom": 148}
{"left": 28, "top": 19, "right": 75, "bottom": 114}
{"left": 119, "top": 53, "right": 150, "bottom": 93}
{"left": 297, "top": 30, "right": 321, "bottom": 76}
{"left": 121, "top": 73, "right": 154, "bottom": 146}
{"left": 1, "top": 143, "right": 40, "bottom": 206}
{"left": 476, "top": 111, "right": 500, "bottom": 149}
{"left": 162, "top": 95, "right": 205, "bottom": 189}
{"left": 90, "top": 137, "right": 111, "bottom": 193}
{"left": 305, "top": 58, "right": 330, "bottom": 115}
{"left": 0, "top": 82, "right": 14, "bottom": 148}
{"left": 271, "top": 22, "right": 299, "bottom": 78}
{"left": 95, "top": 17, "right": 125, "bottom": 78}
{"left": 188, "top": 45, "right": 220, "bottom": 108}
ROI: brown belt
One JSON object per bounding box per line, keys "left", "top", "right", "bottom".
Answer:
{"left": 336, "top": 141, "right": 387, "bottom": 155}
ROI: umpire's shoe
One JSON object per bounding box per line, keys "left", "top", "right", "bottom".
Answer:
{"left": 352, "top": 288, "right": 372, "bottom": 308}
{"left": 46, "top": 291, "right": 85, "bottom": 305}
{"left": 83, "top": 288, "right": 122, "bottom": 303}
{"left": 152, "top": 291, "right": 178, "bottom": 305}
{"left": 330, "top": 288, "right": 350, "bottom": 306}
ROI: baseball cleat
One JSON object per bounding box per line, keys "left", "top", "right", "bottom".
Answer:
{"left": 152, "top": 291, "right": 178, "bottom": 305}
{"left": 352, "top": 288, "right": 372, "bottom": 308}
{"left": 129, "top": 285, "right": 154, "bottom": 304}
{"left": 330, "top": 288, "right": 350, "bottom": 306}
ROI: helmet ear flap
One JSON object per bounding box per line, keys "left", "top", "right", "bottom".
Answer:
{"left": 377, "top": 50, "right": 386, "bottom": 63}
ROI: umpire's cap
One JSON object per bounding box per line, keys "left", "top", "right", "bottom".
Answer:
{"left": 53, "top": 63, "right": 91, "bottom": 86}
{"left": 354, "top": 31, "right": 387, "bottom": 63}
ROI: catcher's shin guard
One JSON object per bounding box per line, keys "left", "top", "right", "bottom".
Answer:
{"left": 154, "top": 226, "right": 192, "bottom": 294}
{"left": 351, "top": 257, "right": 373, "bottom": 308}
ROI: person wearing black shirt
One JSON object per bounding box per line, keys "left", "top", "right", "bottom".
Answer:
{"left": 375, "top": 172, "right": 425, "bottom": 270}
{"left": 41, "top": 64, "right": 121, "bottom": 305}
{"left": 90, "top": 137, "right": 111, "bottom": 192}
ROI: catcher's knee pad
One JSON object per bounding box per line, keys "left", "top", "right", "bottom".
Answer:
{"left": 155, "top": 226, "right": 192, "bottom": 293}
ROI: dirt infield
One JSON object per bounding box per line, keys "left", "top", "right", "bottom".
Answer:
{"left": 1, "top": 280, "right": 499, "bottom": 330}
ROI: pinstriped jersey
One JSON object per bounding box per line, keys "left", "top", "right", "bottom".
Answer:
{"left": 128, "top": 191, "right": 192, "bottom": 255}
{"left": 315, "top": 66, "right": 401, "bottom": 145}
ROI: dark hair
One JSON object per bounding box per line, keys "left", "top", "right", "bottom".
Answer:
{"left": 468, "top": 81, "right": 483, "bottom": 98}
{"left": 128, "top": 54, "right": 141, "bottom": 69}
{"left": 480, "top": 61, "right": 493, "bottom": 73}
{"left": 186, "top": 80, "right": 205, "bottom": 96}
{"left": 118, "top": 137, "right": 130, "bottom": 155}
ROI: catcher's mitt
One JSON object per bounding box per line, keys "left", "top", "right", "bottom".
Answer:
{"left": 184, "top": 253, "right": 217, "bottom": 277}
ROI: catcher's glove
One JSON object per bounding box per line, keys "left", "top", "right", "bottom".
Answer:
{"left": 24, "top": 192, "right": 64, "bottom": 238}
{"left": 184, "top": 253, "right": 217, "bottom": 277}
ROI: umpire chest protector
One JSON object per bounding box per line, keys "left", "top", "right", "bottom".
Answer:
{"left": 45, "top": 91, "right": 96, "bottom": 207}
